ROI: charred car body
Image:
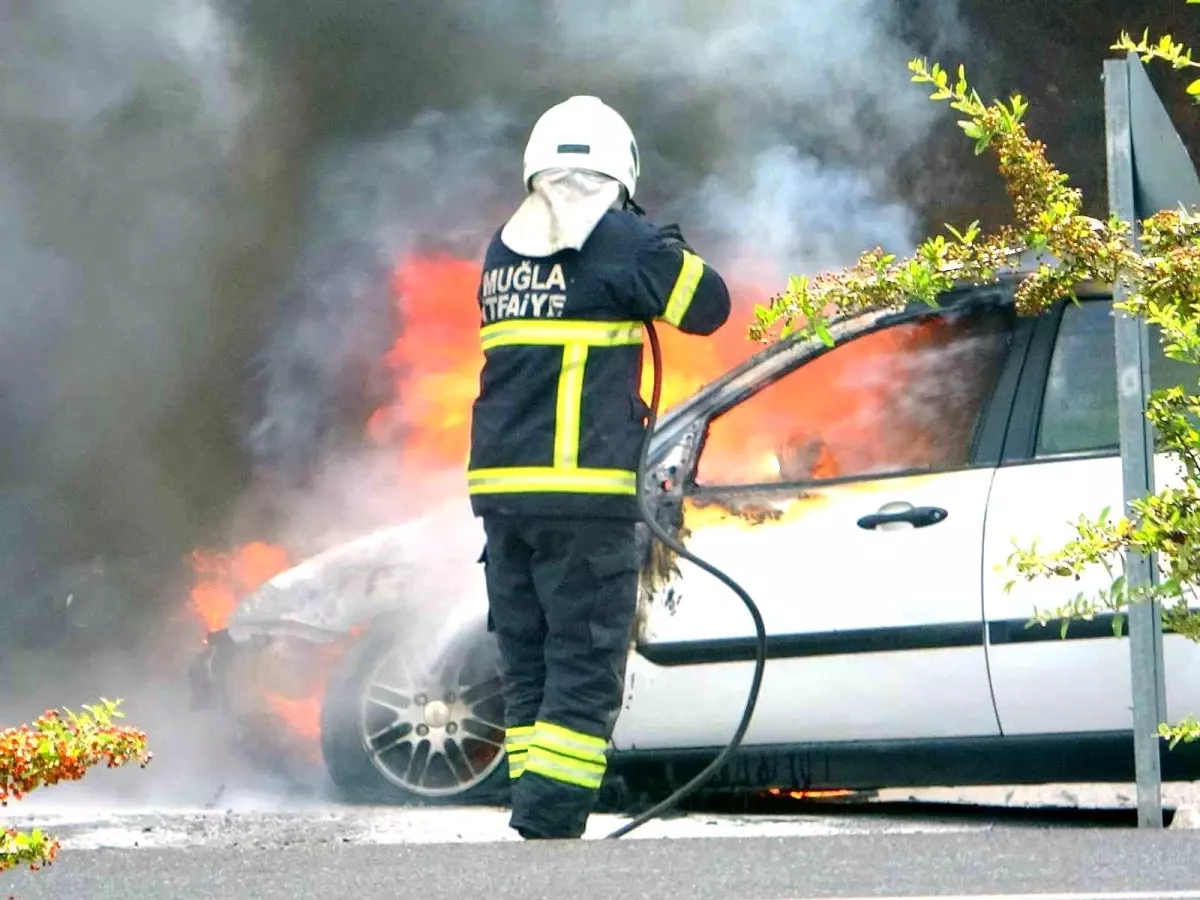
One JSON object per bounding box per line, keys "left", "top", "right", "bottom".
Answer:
{"left": 192, "top": 265, "right": 1200, "bottom": 806}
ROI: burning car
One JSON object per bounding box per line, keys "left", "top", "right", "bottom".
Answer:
{"left": 191, "top": 262, "right": 1200, "bottom": 806}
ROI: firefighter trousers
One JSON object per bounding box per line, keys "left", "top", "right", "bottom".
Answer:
{"left": 480, "top": 515, "right": 640, "bottom": 840}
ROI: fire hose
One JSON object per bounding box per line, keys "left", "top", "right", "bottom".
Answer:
{"left": 603, "top": 316, "right": 768, "bottom": 840}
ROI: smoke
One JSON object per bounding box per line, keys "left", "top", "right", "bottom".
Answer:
{"left": 0, "top": 0, "right": 284, "bottom": 645}
{"left": 231, "top": 0, "right": 966, "bottom": 489}
{"left": 242, "top": 103, "right": 523, "bottom": 479}
{"left": 682, "top": 148, "right": 919, "bottom": 283}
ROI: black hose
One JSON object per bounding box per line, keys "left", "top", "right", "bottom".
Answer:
{"left": 603, "top": 320, "right": 768, "bottom": 840}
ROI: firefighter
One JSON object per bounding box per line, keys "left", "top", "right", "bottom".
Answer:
{"left": 467, "top": 94, "right": 731, "bottom": 840}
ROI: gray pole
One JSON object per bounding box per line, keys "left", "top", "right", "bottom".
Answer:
{"left": 1103, "top": 56, "right": 1167, "bottom": 830}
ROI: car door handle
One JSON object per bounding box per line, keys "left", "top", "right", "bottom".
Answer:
{"left": 856, "top": 505, "right": 948, "bottom": 530}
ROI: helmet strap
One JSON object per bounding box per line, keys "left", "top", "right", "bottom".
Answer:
{"left": 623, "top": 195, "right": 646, "bottom": 217}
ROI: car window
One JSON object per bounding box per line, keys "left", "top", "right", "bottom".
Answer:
{"left": 1035, "top": 301, "right": 1198, "bottom": 457}
{"left": 693, "top": 307, "right": 1016, "bottom": 487}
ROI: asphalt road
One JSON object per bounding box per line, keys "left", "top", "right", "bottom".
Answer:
{"left": 4, "top": 824, "right": 1200, "bottom": 900}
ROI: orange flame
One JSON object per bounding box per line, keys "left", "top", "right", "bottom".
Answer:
{"left": 188, "top": 542, "right": 292, "bottom": 632}
{"left": 367, "top": 255, "right": 485, "bottom": 475}
{"left": 264, "top": 693, "right": 323, "bottom": 743}
{"left": 694, "top": 314, "right": 1004, "bottom": 486}
{"left": 765, "top": 787, "right": 857, "bottom": 800}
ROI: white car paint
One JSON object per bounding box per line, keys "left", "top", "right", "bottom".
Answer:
{"left": 615, "top": 469, "right": 1000, "bottom": 750}
{"left": 983, "top": 452, "right": 1200, "bottom": 736}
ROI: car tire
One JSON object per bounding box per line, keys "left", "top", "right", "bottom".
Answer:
{"left": 320, "top": 619, "right": 511, "bottom": 806}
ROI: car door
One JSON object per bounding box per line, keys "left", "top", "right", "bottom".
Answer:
{"left": 613, "top": 299, "right": 1024, "bottom": 751}
{"left": 982, "top": 298, "right": 1200, "bottom": 736}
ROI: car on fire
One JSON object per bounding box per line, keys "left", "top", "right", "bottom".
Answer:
{"left": 191, "top": 258, "right": 1200, "bottom": 808}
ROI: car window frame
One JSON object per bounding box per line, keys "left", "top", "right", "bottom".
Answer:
{"left": 678, "top": 290, "right": 1036, "bottom": 496}
{"left": 996, "top": 294, "right": 1186, "bottom": 467}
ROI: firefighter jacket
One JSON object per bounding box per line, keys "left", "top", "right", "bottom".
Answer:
{"left": 466, "top": 209, "right": 731, "bottom": 520}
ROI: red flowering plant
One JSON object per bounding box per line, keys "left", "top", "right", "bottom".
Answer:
{"left": 1, "top": 699, "right": 152, "bottom": 873}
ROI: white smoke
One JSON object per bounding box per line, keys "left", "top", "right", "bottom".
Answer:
{"left": 682, "top": 147, "right": 919, "bottom": 283}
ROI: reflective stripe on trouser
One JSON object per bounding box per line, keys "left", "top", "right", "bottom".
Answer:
{"left": 525, "top": 721, "right": 608, "bottom": 790}
{"left": 480, "top": 516, "right": 640, "bottom": 839}
{"left": 505, "top": 725, "right": 534, "bottom": 780}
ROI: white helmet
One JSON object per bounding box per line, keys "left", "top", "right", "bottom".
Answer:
{"left": 521, "top": 95, "right": 640, "bottom": 199}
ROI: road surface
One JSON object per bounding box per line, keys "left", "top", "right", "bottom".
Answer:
{"left": 3, "top": 799, "right": 1200, "bottom": 899}
{"left": 4, "top": 828, "right": 1200, "bottom": 900}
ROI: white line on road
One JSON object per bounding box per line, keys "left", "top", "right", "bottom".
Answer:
{"left": 771, "top": 892, "right": 1200, "bottom": 900}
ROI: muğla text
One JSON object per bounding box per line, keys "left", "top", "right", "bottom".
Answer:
{"left": 480, "top": 261, "right": 568, "bottom": 323}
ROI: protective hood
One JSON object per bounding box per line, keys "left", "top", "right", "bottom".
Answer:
{"left": 500, "top": 168, "right": 624, "bottom": 257}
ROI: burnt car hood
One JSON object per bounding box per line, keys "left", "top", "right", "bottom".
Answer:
{"left": 223, "top": 498, "right": 487, "bottom": 643}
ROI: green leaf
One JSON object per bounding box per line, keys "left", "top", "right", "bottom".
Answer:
{"left": 1112, "top": 614, "right": 1125, "bottom": 638}
{"left": 957, "top": 120, "right": 984, "bottom": 140}
{"left": 1111, "top": 573, "right": 1127, "bottom": 600}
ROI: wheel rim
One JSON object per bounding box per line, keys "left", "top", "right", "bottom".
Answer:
{"left": 358, "top": 638, "right": 507, "bottom": 797}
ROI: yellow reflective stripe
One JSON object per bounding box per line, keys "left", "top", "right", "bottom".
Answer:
{"left": 554, "top": 344, "right": 588, "bottom": 468}
{"left": 505, "top": 725, "right": 534, "bottom": 780}
{"left": 480, "top": 319, "right": 643, "bottom": 351}
{"left": 508, "top": 755, "right": 527, "bottom": 779}
{"left": 661, "top": 250, "right": 705, "bottom": 327}
{"left": 525, "top": 746, "right": 606, "bottom": 790}
{"left": 505, "top": 725, "right": 535, "bottom": 743}
{"left": 504, "top": 729, "right": 532, "bottom": 758}
{"left": 467, "top": 467, "right": 637, "bottom": 495}
{"left": 533, "top": 721, "right": 608, "bottom": 764}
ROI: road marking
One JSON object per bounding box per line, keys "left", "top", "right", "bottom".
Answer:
{"left": 770, "top": 892, "right": 1200, "bottom": 900}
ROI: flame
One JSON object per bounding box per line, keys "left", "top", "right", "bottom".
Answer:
{"left": 694, "top": 314, "right": 1002, "bottom": 486}
{"left": 188, "top": 542, "right": 292, "bottom": 632}
{"left": 265, "top": 693, "right": 323, "bottom": 743}
{"left": 367, "top": 255, "right": 486, "bottom": 476}
{"left": 682, "top": 491, "right": 837, "bottom": 532}
{"left": 765, "top": 787, "right": 857, "bottom": 800}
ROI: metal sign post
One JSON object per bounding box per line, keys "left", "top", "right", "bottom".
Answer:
{"left": 1103, "top": 56, "right": 1165, "bottom": 829}
{"left": 1103, "top": 51, "right": 1200, "bottom": 829}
